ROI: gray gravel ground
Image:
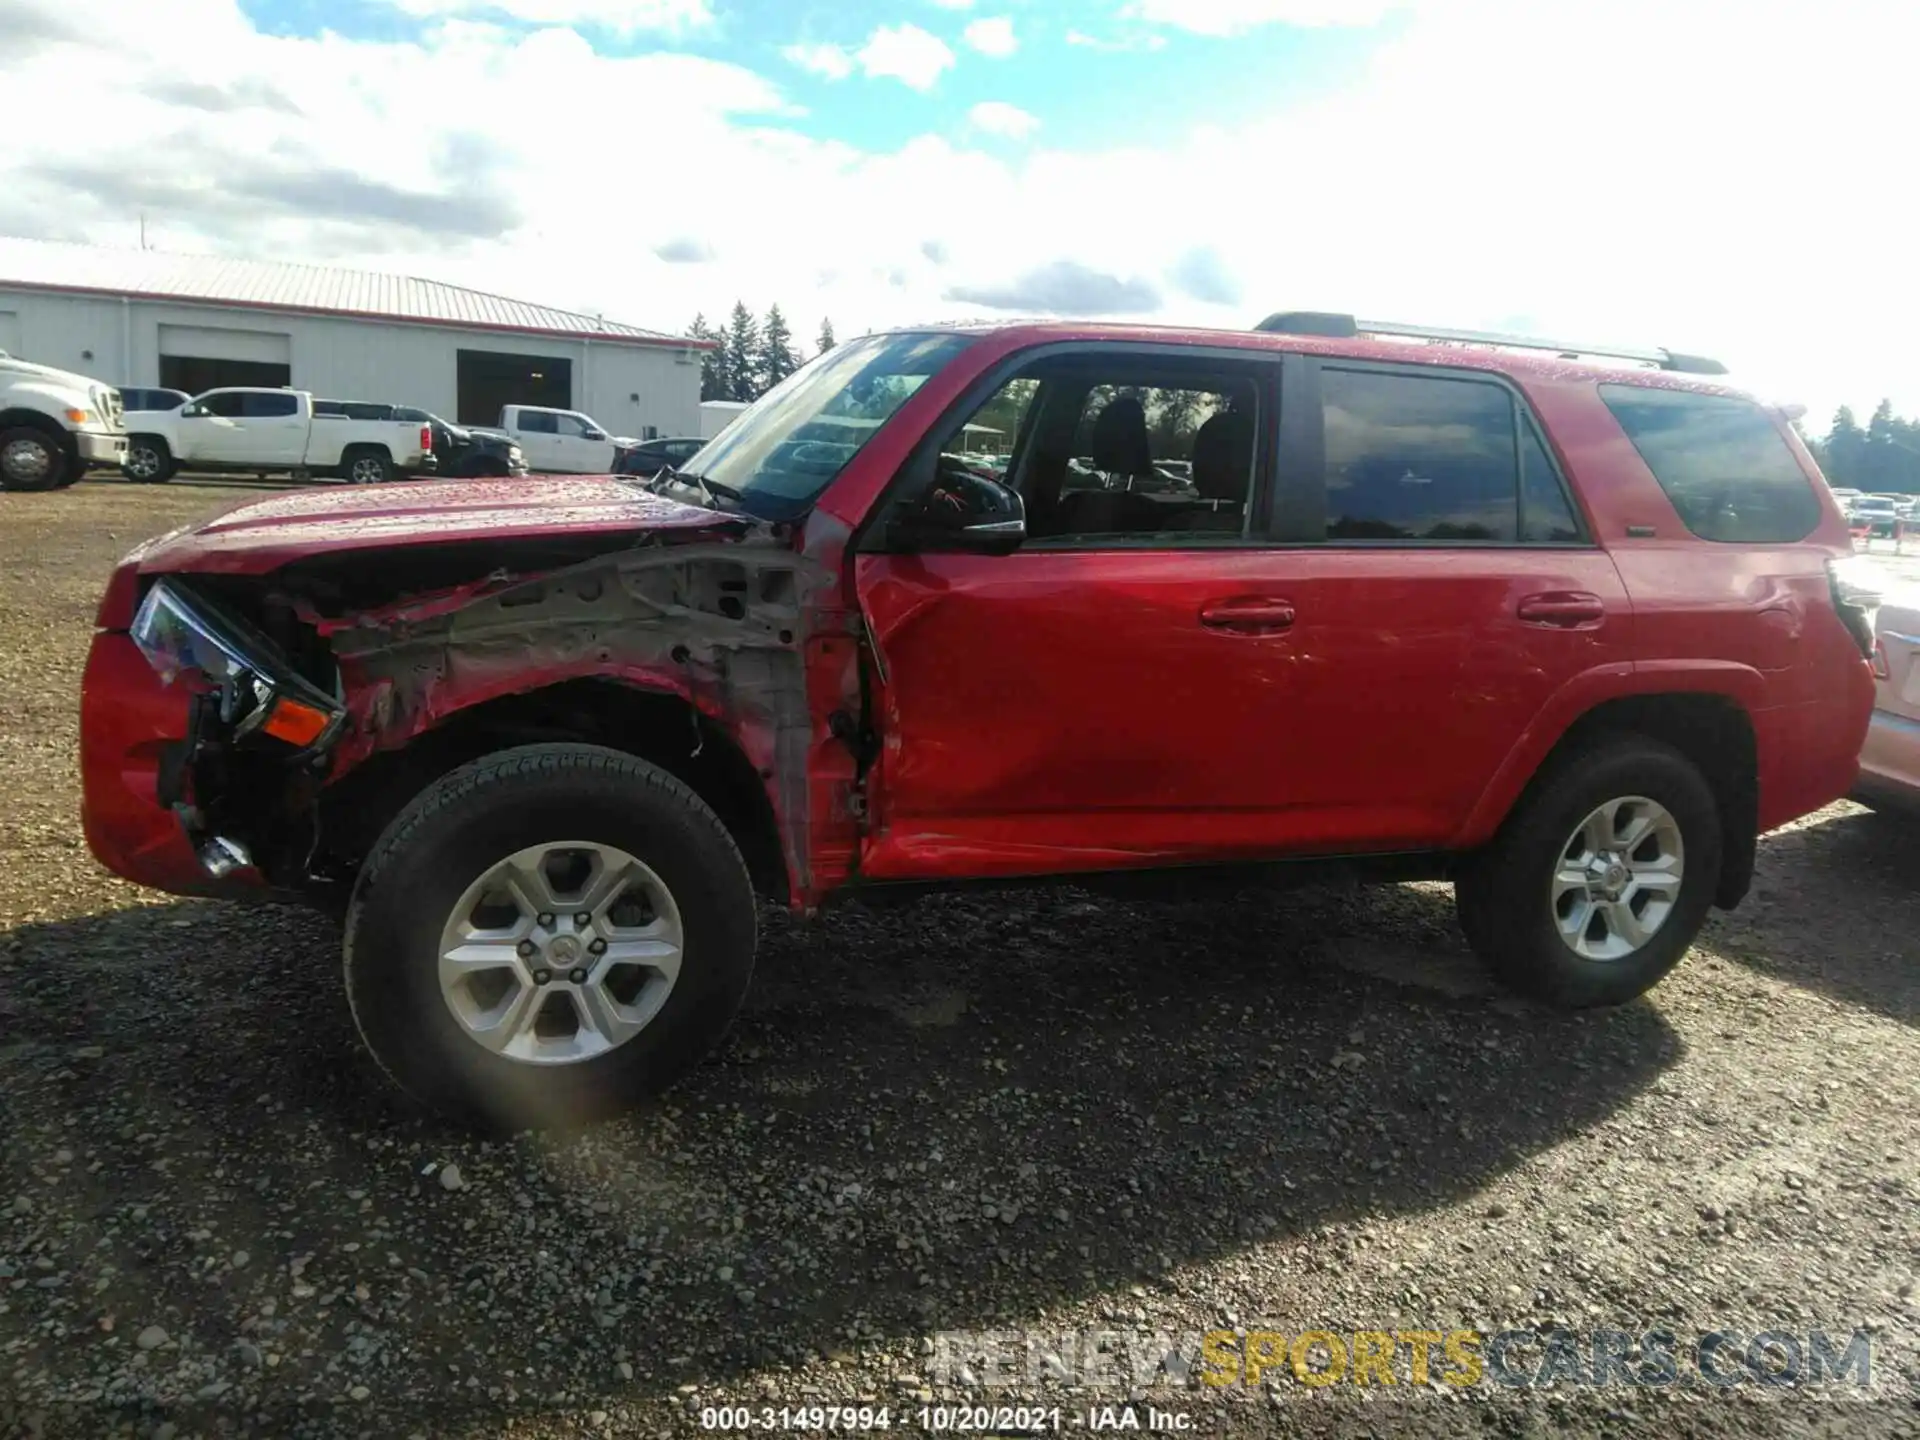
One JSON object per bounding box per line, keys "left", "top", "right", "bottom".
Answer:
{"left": 3, "top": 479, "right": 1918, "bottom": 1438}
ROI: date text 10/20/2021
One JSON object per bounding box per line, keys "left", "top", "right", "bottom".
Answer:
{"left": 699, "top": 1407, "right": 1193, "bottom": 1432}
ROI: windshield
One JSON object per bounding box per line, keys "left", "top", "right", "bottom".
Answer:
{"left": 679, "top": 331, "right": 974, "bottom": 519}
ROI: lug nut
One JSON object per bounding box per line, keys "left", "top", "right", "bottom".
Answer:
{"left": 589, "top": 938, "right": 607, "bottom": 955}
{"left": 569, "top": 968, "right": 588, "bottom": 985}
{"left": 574, "top": 912, "right": 592, "bottom": 928}
{"left": 517, "top": 940, "right": 536, "bottom": 958}
{"left": 536, "top": 912, "right": 555, "bottom": 928}
{"left": 532, "top": 968, "right": 553, "bottom": 986}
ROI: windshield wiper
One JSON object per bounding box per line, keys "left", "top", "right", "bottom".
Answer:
{"left": 670, "top": 468, "right": 746, "bottom": 511}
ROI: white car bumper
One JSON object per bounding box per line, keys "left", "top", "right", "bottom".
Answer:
{"left": 77, "top": 430, "right": 129, "bottom": 467}
{"left": 1855, "top": 706, "right": 1920, "bottom": 812}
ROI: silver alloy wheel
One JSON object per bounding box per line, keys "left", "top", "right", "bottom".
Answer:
{"left": 350, "top": 456, "right": 388, "bottom": 484}
{"left": 2, "top": 435, "right": 54, "bottom": 484}
{"left": 1552, "top": 795, "right": 1685, "bottom": 962}
{"left": 436, "top": 841, "right": 684, "bottom": 1066}
{"left": 126, "top": 444, "right": 160, "bottom": 480}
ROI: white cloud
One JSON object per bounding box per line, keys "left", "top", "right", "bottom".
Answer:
{"left": 968, "top": 101, "right": 1038, "bottom": 139}
{"left": 962, "top": 16, "right": 1018, "bottom": 57}
{"left": 0, "top": 0, "right": 1913, "bottom": 426}
{"left": 785, "top": 24, "right": 954, "bottom": 90}
{"left": 390, "top": 0, "right": 712, "bottom": 33}
{"left": 782, "top": 41, "right": 854, "bottom": 80}
{"left": 1065, "top": 27, "right": 1167, "bottom": 52}
{"left": 854, "top": 23, "right": 955, "bottom": 90}
{"left": 1122, "top": 0, "right": 1395, "bottom": 34}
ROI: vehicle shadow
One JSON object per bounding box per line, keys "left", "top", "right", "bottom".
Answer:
{"left": 1708, "top": 803, "right": 1920, "bottom": 1026}
{"left": 0, "top": 880, "right": 1680, "bottom": 1435}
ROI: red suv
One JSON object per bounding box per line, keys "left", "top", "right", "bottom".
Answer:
{"left": 79, "top": 313, "right": 1880, "bottom": 1125}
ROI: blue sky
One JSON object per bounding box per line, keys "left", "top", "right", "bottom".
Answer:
{"left": 238, "top": 0, "right": 1391, "bottom": 154}
{"left": 7, "top": 0, "right": 1920, "bottom": 423}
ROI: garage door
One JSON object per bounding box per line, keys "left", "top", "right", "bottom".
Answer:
{"left": 0, "top": 311, "right": 20, "bottom": 357}
{"left": 158, "top": 325, "right": 291, "bottom": 366}
{"left": 158, "top": 325, "right": 292, "bottom": 394}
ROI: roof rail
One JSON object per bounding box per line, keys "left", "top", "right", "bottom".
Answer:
{"left": 1252, "top": 312, "right": 1727, "bottom": 376}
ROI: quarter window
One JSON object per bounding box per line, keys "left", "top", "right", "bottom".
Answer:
{"left": 1599, "top": 385, "right": 1821, "bottom": 544}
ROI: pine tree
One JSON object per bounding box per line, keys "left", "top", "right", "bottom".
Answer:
{"left": 724, "top": 302, "right": 761, "bottom": 403}
{"left": 687, "top": 313, "right": 726, "bottom": 403}
{"left": 817, "top": 317, "right": 837, "bottom": 355}
{"left": 1827, "top": 405, "right": 1867, "bottom": 489}
{"left": 759, "top": 305, "right": 799, "bottom": 391}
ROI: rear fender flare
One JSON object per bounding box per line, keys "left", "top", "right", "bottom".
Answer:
{"left": 1454, "top": 660, "right": 1766, "bottom": 850}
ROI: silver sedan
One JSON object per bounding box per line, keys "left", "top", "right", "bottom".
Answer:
{"left": 1856, "top": 593, "right": 1920, "bottom": 813}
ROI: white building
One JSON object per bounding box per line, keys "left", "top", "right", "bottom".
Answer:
{"left": 0, "top": 236, "right": 707, "bottom": 439}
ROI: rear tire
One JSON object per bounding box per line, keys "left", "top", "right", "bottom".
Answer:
{"left": 343, "top": 744, "right": 757, "bottom": 1129}
{"left": 0, "top": 427, "right": 68, "bottom": 491}
{"left": 344, "top": 449, "right": 394, "bottom": 485}
{"left": 123, "top": 437, "right": 175, "bottom": 484}
{"left": 1455, "top": 736, "right": 1722, "bottom": 1008}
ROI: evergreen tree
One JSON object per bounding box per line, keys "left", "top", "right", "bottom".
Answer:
{"left": 817, "top": 317, "right": 837, "bottom": 355}
{"left": 724, "top": 302, "right": 761, "bottom": 403}
{"left": 1827, "top": 405, "right": 1867, "bottom": 489}
{"left": 687, "top": 313, "right": 727, "bottom": 402}
{"left": 759, "top": 305, "right": 799, "bottom": 391}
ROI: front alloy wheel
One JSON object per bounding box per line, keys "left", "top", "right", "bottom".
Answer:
{"left": 438, "top": 841, "right": 684, "bottom": 1065}
{"left": 343, "top": 744, "right": 758, "bottom": 1127}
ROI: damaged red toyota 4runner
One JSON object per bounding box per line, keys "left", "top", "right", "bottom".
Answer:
{"left": 80, "top": 314, "right": 1881, "bottom": 1126}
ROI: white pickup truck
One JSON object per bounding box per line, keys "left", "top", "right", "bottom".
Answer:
{"left": 123, "top": 387, "right": 437, "bottom": 485}
{"left": 486, "top": 405, "right": 635, "bottom": 474}
{"left": 0, "top": 352, "right": 127, "bottom": 491}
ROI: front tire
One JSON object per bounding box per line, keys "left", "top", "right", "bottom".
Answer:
{"left": 344, "top": 744, "right": 757, "bottom": 1128}
{"left": 123, "top": 437, "right": 174, "bottom": 484}
{"left": 1455, "top": 736, "right": 1722, "bottom": 1008}
{"left": 0, "top": 427, "right": 69, "bottom": 491}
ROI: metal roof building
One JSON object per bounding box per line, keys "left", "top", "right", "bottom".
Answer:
{"left": 0, "top": 236, "right": 707, "bottom": 437}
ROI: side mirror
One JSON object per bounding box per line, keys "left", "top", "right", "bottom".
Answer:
{"left": 181, "top": 404, "right": 207, "bottom": 418}
{"left": 584, "top": 429, "right": 608, "bottom": 442}
{"left": 889, "top": 475, "right": 1027, "bottom": 555}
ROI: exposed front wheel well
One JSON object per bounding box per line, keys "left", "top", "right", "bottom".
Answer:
{"left": 315, "top": 679, "right": 789, "bottom": 903}
{"left": 1519, "top": 693, "right": 1759, "bottom": 911}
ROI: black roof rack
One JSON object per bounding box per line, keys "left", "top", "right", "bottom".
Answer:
{"left": 1252, "top": 312, "right": 1727, "bottom": 376}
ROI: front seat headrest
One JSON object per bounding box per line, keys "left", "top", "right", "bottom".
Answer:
{"left": 1088, "top": 396, "right": 1153, "bottom": 477}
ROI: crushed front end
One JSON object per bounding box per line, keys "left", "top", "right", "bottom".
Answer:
{"left": 81, "top": 575, "right": 346, "bottom": 897}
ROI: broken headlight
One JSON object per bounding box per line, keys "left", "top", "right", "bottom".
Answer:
{"left": 131, "top": 579, "right": 344, "bottom": 752}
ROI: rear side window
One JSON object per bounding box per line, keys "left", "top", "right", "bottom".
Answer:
{"left": 241, "top": 393, "right": 298, "bottom": 418}
{"left": 1322, "top": 371, "right": 1504, "bottom": 541}
{"left": 518, "top": 412, "right": 558, "bottom": 434}
{"left": 1599, "top": 385, "right": 1821, "bottom": 543}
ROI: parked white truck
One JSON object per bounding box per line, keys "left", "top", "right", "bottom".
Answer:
{"left": 486, "top": 405, "right": 636, "bottom": 474}
{"left": 0, "top": 351, "right": 127, "bottom": 492}
{"left": 123, "top": 388, "right": 437, "bottom": 485}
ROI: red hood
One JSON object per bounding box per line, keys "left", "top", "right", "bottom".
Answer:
{"left": 129, "top": 476, "right": 738, "bottom": 577}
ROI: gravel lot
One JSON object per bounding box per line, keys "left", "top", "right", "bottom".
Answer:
{"left": 3, "top": 479, "right": 1917, "bottom": 1439}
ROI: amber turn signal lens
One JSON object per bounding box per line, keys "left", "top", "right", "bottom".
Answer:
{"left": 262, "top": 697, "right": 333, "bottom": 747}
